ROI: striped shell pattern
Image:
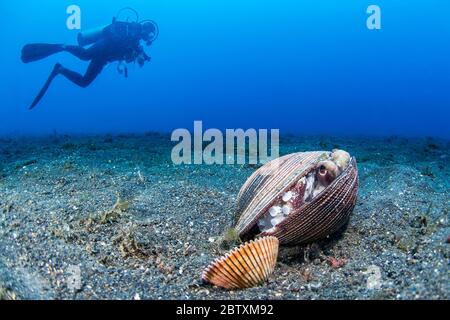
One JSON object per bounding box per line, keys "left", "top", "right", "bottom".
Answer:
{"left": 234, "top": 150, "right": 359, "bottom": 245}
{"left": 201, "top": 236, "right": 279, "bottom": 290}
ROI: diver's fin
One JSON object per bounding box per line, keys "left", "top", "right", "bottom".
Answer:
{"left": 29, "top": 64, "right": 61, "bottom": 110}
{"left": 21, "top": 43, "right": 64, "bottom": 63}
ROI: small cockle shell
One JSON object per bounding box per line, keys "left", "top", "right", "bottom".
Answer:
{"left": 234, "top": 150, "right": 358, "bottom": 245}
{"left": 201, "top": 236, "right": 279, "bottom": 290}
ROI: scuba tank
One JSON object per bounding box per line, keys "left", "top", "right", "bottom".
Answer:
{"left": 77, "top": 25, "right": 108, "bottom": 46}
{"left": 77, "top": 7, "right": 140, "bottom": 47}
{"left": 77, "top": 7, "right": 159, "bottom": 47}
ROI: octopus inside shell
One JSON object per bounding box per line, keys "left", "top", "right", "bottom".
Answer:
{"left": 234, "top": 149, "right": 359, "bottom": 245}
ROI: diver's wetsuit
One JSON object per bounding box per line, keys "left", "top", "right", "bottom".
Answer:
{"left": 22, "top": 19, "right": 154, "bottom": 109}
{"left": 56, "top": 22, "right": 146, "bottom": 87}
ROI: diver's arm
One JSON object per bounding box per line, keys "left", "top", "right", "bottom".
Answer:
{"left": 136, "top": 46, "right": 151, "bottom": 67}
{"left": 124, "top": 44, "right": 150, "bottom": 65}
{"left": 136, "top": 44, "right": 150, "bottom": 60}
{"left": 140, "top": 50, "right": 151, "bottom": 62}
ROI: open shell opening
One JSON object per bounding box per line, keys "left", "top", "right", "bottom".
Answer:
{"left": 256, "top": 150, "right": 351, "bottom": 234}
{"left": 234, "top": 149, "right": 358, "bottom": 245}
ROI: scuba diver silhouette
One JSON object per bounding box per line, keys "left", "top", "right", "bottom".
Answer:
{"left": 21, "top": 8, "right": 159, "bottom": 110}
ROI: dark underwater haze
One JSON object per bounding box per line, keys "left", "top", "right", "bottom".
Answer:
{"left": 0, "top": 0, "right": 449, "bottom": 138}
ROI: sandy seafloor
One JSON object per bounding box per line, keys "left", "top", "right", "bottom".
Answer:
{"left": 0, "top": 133, "right": 448, "bottom": 300}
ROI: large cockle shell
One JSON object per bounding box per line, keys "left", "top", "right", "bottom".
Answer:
{"left": 201, "top": 236, "right": 279, "bottom": 290}
{"left": 234, "top": 150, "right": 358, "bottom": 245}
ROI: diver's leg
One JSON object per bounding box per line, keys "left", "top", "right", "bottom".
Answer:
{"left": 62, "top": 45, "right": 93, "bottom": 61}
{"left": 29, "top": 60, "right": 105, "bottom": 109}
{"left": 29, "top": 63, "right": 63, "bottom": 110}
{"left": 62, "top": 41, "right": 106, "bottom": 61}
{"left": 57, "top": 59, "right": 106, "bottom": 88}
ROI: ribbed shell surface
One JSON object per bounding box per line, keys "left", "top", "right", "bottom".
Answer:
{"left": 234, "top": 152, "right": 359, "bottom": 245}
{"left": 201, "top": 236, "right": 279, "bottom": 290}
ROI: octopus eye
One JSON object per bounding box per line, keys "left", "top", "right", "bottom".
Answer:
{"left": 319, "top": 166, "right": 328, "bottom": 175}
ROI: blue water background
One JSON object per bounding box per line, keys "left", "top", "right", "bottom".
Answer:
{"left": 0, "top": 0, "right": 449, "bottom": 138}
